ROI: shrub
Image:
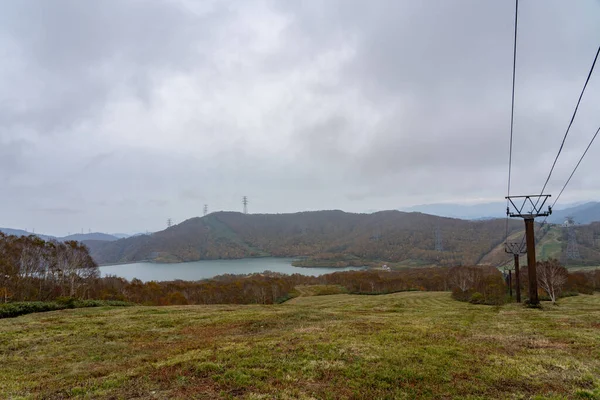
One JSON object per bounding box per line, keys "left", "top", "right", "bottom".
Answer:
{"left": 0, "top": 300, "right": 133, "bottom": 319}
{"left": 55, "top": 297, "right": 76, "bottom": 308}
{"left": 451, "top": 288, "right": 473, "bottom": 302}
{"left": 559, "top": 291, "right": 580, "bottom": 298}
{"left": 469, "top": 292, "right": 485, "bottom": 304}
{"left": 0, "top": 302, "right": 65, "bottom": 318}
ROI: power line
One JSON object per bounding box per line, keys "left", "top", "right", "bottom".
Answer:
{"left": 535, "top": 124, "right": 600, "bottom": 232}
{"left": 500, "top": 0, "right": 523, "bottom": 271}
{"left": 528, "top": 44, "right": 600, "bottom": 245}
{"left": 498, "top": 0, "right": 524, "bottom": 270}
{"left": 537, "top": 45, "right": 600, "bottom": 198}
{"left": 507, "top": 0, "right": 519, "bottom": 202}
{"left": 550, "top": 125, "right": 600, "bottom": 209}
{"left": 505, "top": 0, "right": 519, "bottom": 243}
{"left": 501, "top": 12, "right": 600, "bottom": 275}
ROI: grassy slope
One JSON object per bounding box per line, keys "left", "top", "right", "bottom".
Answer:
{"left": 2, "top": 292, "right": 600, "bottom": 399}
{"left": 479, "top": 227, "right": 566, "bottom": 267}
{"left": 478, "top": 230, "right": 525, "bottom": 266}
{"left": 538, "top": 226, "right": 564, "bottom": 261}
{"left": 479, "top": 225, "right": 600, "bottom": 268}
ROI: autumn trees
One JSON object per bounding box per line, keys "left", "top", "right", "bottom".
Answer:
{"left": 448, "top": 260, "right": 584, "bottom": 305}
{"left": 90, "top": 273, "right": 301, "bottom": 305}
{"left": 449, "top": 265, "right": 506, "bottom": 304}
{"left": 1, "top": 230, "right": 598, "bottom": 308}
{"left": 0, "top": 233, "right": 99, "bottom": 302}
{"left": 85, "top": 264, "right": 598, "bottom": 307}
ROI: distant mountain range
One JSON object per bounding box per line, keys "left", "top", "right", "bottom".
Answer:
{"left": 5, "top": 208, "right": 600, "bottom": 267}
{"left": 111, "top": 233, "right": 132, "bottom": 239}
{"left": 401, "top": 201, "right": 600, "bottom": 224}
{"left": 61, "top": 233, "right": 121, "bottom": 242}
{"left": 546, "top": 202, "right": 600, "bottom": 225}
{"left": 87, "top": 210, "right": 529, "bottom": 266}
{"left": 0, "top": 228, "right": 56, "bottom": 241}
{"left": 0, "top": 229, "right": 122, "bottom": 242}
{"left": 401, "top": 202, "right": 506, "bottom": 220}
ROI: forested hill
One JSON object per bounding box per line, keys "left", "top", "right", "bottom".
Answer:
{"left": 88, "top": 210, "right": 525, "bottom": 266}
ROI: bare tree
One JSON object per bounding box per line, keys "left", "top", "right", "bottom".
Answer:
{"left": 537, "top": 259, "right": 568, "bottom": 304}
{"left": 50, "top": 241, "right": 99, "bottom": 298}
{"left": 449, "top": 266, "right": 481, "bottom": 292}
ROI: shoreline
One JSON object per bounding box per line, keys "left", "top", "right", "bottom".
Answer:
{"left": 98, "top": 257, "right": 366, "bottom": 282}
{"left": 99, "top": 256, "right": 299, "bottom": 268}
{"left": 291, "top": 264, "right": 369, "bottom": 269}
{"left": 99, "top": 256, "right": 376, "bottom": 270}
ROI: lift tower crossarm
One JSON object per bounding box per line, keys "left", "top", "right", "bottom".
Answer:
{"left": 506, "top": 195, "right": 552, "bottom": 218}
{"left": 505, "top": 194, "right": 552, "bottom": 306}
{"left": 505, "top": 241, "right": 526, "bottom": 303}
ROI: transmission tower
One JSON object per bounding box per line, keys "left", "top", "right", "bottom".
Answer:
{"left": 565, "top": 217, "right": 581, "bottom": 260}
{"left": 167, "top": 218, "right": 173, "bottom": 228}
{"left": 203, "top": 204, "right": 208, "bottom": 216}
{"left": 434, "top": 226, "right": 443, "bottom": 252}
{"left": 242, "top": 196, "right": 248, "bottom": 214}
{"left": 371, "top": 226, "right": 382, "bottom": 241}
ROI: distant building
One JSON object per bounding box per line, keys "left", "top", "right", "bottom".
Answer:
{"left": 381, "top": 264, "right": 390, "bottom": 271}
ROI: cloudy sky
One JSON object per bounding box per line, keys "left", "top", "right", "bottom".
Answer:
{"left": 1, "top": 0, "right": 599, "bottom": 236}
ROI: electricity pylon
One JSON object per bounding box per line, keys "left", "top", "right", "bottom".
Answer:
{"left": 564, "top": 217, "right": 581, "bottom": 260}
{"left": 434, "top": 225, "right": 443, "bottom": 252}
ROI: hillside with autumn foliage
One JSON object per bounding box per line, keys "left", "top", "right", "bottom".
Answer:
{"left": 87, "top": 210, "right": 532, "bottom": 266}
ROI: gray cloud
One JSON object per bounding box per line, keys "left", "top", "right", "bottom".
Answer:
{"left": 1, "top": 0, "right": 599, "bottom": 235}
{"left": 34, "top": 207, "right": 82, "bottom": 215}
{"left": 0, "top": 0, "right": 226, "bottom": 132}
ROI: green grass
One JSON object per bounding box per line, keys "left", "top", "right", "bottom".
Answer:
{"left": 291, "top": 285, "right": 348, "bottom": 298}
{"left": 2, "top": 292, "right": 600, "bottom": 399}
{"left": 537, "top": 227, "right": 564, "bottom": 261}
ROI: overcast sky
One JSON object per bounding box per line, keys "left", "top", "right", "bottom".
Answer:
{"left": 1, "top": 0, "right": 599, "bottom": 236}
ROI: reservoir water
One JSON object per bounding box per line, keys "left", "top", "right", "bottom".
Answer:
{"left": 100, "top": 257, "right": 363, "bottom": 282}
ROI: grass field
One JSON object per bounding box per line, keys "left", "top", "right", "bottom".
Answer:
{"left": 2, "top": 291, "right": 600, "bottom": 399}
{"left": 538, "top": 227, "right": 564, "bottom": 261}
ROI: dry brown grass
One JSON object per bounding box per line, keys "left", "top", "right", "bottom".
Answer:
{"left": 1, "top": 291, "right": 600, "bottom": 399}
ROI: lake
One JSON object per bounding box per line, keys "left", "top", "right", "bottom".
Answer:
{"left": 100, "top": 257, "right": 364, "bottom": 282}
